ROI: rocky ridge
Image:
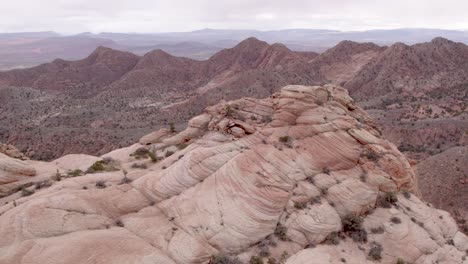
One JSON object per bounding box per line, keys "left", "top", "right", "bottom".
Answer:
{"left": 0, "top": 85, "right": 466, "bottom": 264}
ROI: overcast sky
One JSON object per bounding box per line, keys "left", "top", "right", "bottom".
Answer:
{"left": 1, "top": 0, "right": 467, "bottom": 33}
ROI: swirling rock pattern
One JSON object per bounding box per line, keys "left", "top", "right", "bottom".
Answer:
{"left": 0, "top": 85, "right": 465, "bottom": 264}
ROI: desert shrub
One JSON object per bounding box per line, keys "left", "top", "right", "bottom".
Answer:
{"left": 95, "top": 180, "right": 107, "bottom": 189}
{"left": 340, "top": 258, "right": 346, "bottom": 263}
{"left": 51, "top": 170, "right": 62, "bottom": 181}
{"left": 342, "top": 215, "right": 363, "bottom": 232}
{"left": 274, "top": 223, "right": 288, "bottom": 241}
{"left": 169, "top": 122, "right": 176, "bottom": 133}
{"left": 360, "top": 173, "right": 367, "bottom": 182}
{"left": 86, "top": 159, "right": 118, "bottom": 174}
{"left": 368, "top": 242, "right": 383, "bottom": 261}
{"left": 131, "top": 147, "right": 150, "bottom": 159}
{"left": 280, "top": 251, "right": 289, "bottom": 263}
{"left": 165, "top": 150, "right": 174, "bottom": 157}
{"left": 306, "top": 175, "right": 314, "bottom": 184}
{"left": 349, "top": 228, "right": 368, "bottom": 243}
{"left": 377, "top": 192, "right": 398, "bottom": 208}
{"left": 309, "top": 196, "right": 321, "bottom": 205}
{"left": 131, "top": 163, "right": 147, "bottom": 169}
{"left": 361, "top": 150, "right": 380, "bottom": 161}
{"left": 251, "top": 115, "right": 258, "bottom": 121}
{"left": 262, "top": 115, "right": 272, "bottom": 123}
{"left": 370, "top": 226, "right": 385, "bottom": 234}
{"left": 267, "top": 258, "right": 277, "bottom": 264}
{"left": 147, "top": 151, "right": 159, "bottom": 162}
{"left": 402, "top": 191, "right": 411, "bottom": 199}
{"left": 322, "top": 167, "right": 331, "bottom": 174}
{"left": 259, "top": 246, "right": 270, "bottom": 257}
{"left": 115, "top": 219, "right": 124, "bottom": 227}
{"left": 279, "top": 136, "right": 290, "bottom": 143}
{"left": 294, "top": 201, "right": 307, "bottom": 210}
{"left": 321, "top": 188, "right": 328, "bottom": 196}
{"left": 119, "top": 176, "right": 132, "bottom": 185}
{"left": 390, "top": 217, "right": 402, "bottom": 224}
{"left": 177, "top": 143, "right": 188, "bottom": 150}
{"left": 396, "top": 258, "right": 406, "bottom": 264}
{"left": 225, "top": 105, "right": 235, "bottom": 117}
{"left": 342, "top": 215, "right": 368, "bottom": 243}
{"left": 88, "top": 161, "right": 105, "bottom": 173}
{"left": 208, "top": 254, "right": 242, "bottom": 264}
{"left": 67, "top": 169, "right": 83, "bottom": 177}
{"left": 250, "top": 256, "right": 264, "bottom": 264}
{"left": 324, "top": 231, "right": 341, "bottom": 245}
{"left": 34, "top": 180, "right": 52, "bottom": 189}
{"left": 21, "top": 187, "right": 35, "bottom": 197}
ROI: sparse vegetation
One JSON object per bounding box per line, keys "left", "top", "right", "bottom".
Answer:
{"left": 368, "top": 242, "right": 383, "bottom": 261}
{"left": 294, "top": 201, "right": 307, "bottom": 210}
{"left": 208, "top": 254, "right": 242, "bottom": 264}
{"left": 274, "top": 223, "right": 288, "bottom": 241}
{"left": 402, "top": 191, "right": 411, "bottom": 199}
{"left": 324, "top": 231, "right": 341, "bottom": 245}
{"left": 21, "top": 187, "right": 35, "bottom": 197}
{"left": 370, "top": 226, "right": 385, "bottom": 234}
{"left": 131, "top": 163, "right": 147, "bottom": 169}
{"left": 377, "top": 192, "right": 398, "bottom": 208}
{"left": 342, "top": 215, "right": 368, "bottom": 243}
{"left": 34, "top": 180, "right": 52, "bottom": 189}
{"left": 390, "top": 216, "right": 402, "bottom": 224}
{"left": 396, "top": 258, "right": 406, "bottom": 264}
{"left": 95, "top": 180, "right": 107, "bottom": 189}
{"left": 361, "top": 150, "right": 380, "bottom": 161}
{"left": 67, "top": 169, "right": 83, "bottom": 177}
{"left": 249, "top": 256, "right": 264, "bottom": 264}
{"left": 278, "top": 136, "right": 289, "bottom": 143}
{"left": 86, "top": 158, "right": 118, "bottom": 174}
{"left": 169, "top": 122, "right": 176, "bottom": 133}
{"left": 115, "top": 219, "right": 125, "bottom": 227}
{"left": 148, "top": 151, "right": 159, "bottom": 162}
{"left": 165, "top": 150, "right": 174, "bottom": 157}
{"left": 131, "top": 147, "right": 150, "bottom": 159}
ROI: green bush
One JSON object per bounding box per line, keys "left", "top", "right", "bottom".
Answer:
{"left": 279, "top": 136, "right": 290, "bottom": 143}
{"left": 147, "top": 151, "right": 159, "bottom": 162}
{"left": 249, "top": 256, "right": 264, "bottom": 264}
{"left": 67, "top": 169, "right": 83, "bottom": 177}
{"left": 87, "top": 161, "right": 105, "bottom": 173}
{"left": 86, "top": 159, "right": 118, "bottom": 174}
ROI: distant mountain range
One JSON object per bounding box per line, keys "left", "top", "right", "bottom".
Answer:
{"left": 1, "top": 28, "right": 468, "bottom": 70}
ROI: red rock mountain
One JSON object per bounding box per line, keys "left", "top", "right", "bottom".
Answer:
{"left": 345, "top": 37, "right": 468, "bottom": 99}
{"left": 0, "top": 37, "right": 466, "bottom": 162}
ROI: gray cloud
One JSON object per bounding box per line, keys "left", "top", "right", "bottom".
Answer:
{"left": 1, "top": 0, "right": 467, "bottom": 33}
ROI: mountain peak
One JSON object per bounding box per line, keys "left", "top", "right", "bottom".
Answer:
{"left": 431, "top": 37, "right": 452, "bottom": 45}
{"left": 233, "top": 37, "right": 269, "bottom": 50}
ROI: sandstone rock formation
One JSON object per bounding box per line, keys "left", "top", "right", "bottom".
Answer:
{"left": 0, "top": 85, "right": 466, "bottom": 264}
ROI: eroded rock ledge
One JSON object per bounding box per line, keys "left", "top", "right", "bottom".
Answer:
{"left": 0, "top": 85, "right": 466, "bottom": 264}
